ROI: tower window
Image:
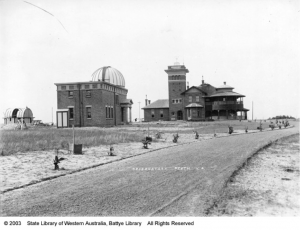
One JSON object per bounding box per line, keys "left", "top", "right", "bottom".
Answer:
{"left": 172, "top": 98, "right": 182, "bottom": 104}
{"left": 68, "top": 91, "right": 73, "bottom": 98}
{"left": 196, "top": 96, "right": 200, "bottom": 102}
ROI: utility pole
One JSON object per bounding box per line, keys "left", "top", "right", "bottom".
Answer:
{"left": 252, "top": 101, "right": 253, "bottom": 121}
{"left": 138, "top": 102, "right": 141, "bottom": 122}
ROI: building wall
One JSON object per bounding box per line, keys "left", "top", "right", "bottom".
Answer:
{"left": 57, "top": 90, "right": 79, "bottom": 126}
{"left": 56, "top": 83, "right": 129, "bottom": 127}
{"left": 168, "top": 74, "right": 187, "bottom": 121}
{"left": 144, "top": 108, "right": 169, "bottom": 122}
{"left": 183, "top": 90, "right": 205, "bottom": 119}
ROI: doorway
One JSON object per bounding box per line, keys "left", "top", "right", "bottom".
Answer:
{"left": 177, "top": 110, "right": 183, "bottom": 120}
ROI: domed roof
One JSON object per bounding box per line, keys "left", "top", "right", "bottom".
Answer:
{"left": 4, "top": 107, "right": 33, "bottom": 118}
{"left": 91, "top": 66, "right": 125, "bottom": 87}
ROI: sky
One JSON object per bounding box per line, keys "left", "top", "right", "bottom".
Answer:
{"left": 1, "top": 0, "right": 299, "bottom": 123}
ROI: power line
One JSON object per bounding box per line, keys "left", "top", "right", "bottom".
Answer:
{"left": 23, "top": 1, "right": 68, "bottom": 33}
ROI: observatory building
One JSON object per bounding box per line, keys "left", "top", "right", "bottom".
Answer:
{"left": 3, "top": 107, "right": 34, "bottom": 124}
{"left": 55, "top": 66, "right": 133, "bottom": 128}
{"left": 143, "top": 62, "right": 248, "bottom": 121}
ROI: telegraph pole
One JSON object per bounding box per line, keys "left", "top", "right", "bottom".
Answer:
{"left": 252, "top": 101, "right": 253, "bottom": 121}
{"left": 138, "top": 102, "right": 141, "bottom": 122}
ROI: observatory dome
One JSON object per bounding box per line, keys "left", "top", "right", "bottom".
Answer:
{"left": 91, "top": 66, "right": 125, "bottom": 87}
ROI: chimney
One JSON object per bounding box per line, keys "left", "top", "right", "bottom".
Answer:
{"left": 224, "top": 81, "right": 226, "bottom": 85}
{"left": 187, "top": 81, "right": 189, "bottom": 89}
{"left": 202, "top": 76, "right": 204, "bottom": 84}
{"left": 148, "top": 100, "right": 151, "bottom": 104}
{"left": 145, "top": 95, "right": 148, "bottom": 106}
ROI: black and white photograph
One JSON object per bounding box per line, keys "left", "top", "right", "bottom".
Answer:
{"left": 0, "top": 0, "right": 299, "bottom": 229}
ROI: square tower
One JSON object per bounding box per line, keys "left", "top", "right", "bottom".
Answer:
{"left": 165, "top": 62, "right": 189, "bottom": 120}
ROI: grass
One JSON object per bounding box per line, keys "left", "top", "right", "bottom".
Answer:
{"left": 0, "top": 119, "right": 296, "bottom": 155}
{"left": 0, "top": 127, "right": 143, "bottom": 155}
{"left": 128, "top": 119, "right": 275, "bottom": 134}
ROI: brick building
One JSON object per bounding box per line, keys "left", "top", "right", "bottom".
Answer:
{"left": 55, "top": 66, "right": 133, "bottom": 127}
{"left": 142, "top": 62, "right": 248, "bottom": 121}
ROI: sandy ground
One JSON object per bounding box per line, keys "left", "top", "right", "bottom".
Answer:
{"left": 0, "top": 133, "right": 215, "bottom": 193}
{"left": 208, "top": 134, "right": 300, "bottom": 216}
{"left": 0, "top": 127, "right": 291, "bottom": 194}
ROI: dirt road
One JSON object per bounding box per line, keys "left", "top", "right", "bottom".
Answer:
{"left": 1, "top": 126, "right": 298, "bottom": 216}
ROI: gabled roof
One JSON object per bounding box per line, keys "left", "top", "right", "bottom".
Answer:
{"left": 198, "top": 83, "right": 216, "bottom": 94}
{"left": 180, "top": 86, "right": 207, "bottom": 95}
{"left": 142, "top": 99, "right": 169, "bottom": 109}
{"left": 206, "top": 91, "right": 245, "bottom": 97}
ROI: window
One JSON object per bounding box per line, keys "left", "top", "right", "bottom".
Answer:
{"left": 68, "top": 91, "right": 73, "bottom": 98}
{"left": 189, "top": 96, "right": 192, "bottom": 103}
{"left": 92, "top": 84, "right": 97, "bottom": 89}
{"left": 106, "top": 106, "right": 113, "bottom": 119}
{"left": 151, "top": 109, "right": 155, "bottom": 118}
{"left": 86, "top": 107, "right": 91, "bottom": 119}
{"left": 171, "top": 112, "right": 175, "bottom": 116}
{"left": 69, "top": 108, "right": 74, "bottom": 119}
{"left": 160, "top": 110, "right": 164, "bottom": 118}
{"left": 196, "top": 96, "right": 199, "bottom": 102}
{"left": 85, "top": 85, "right": 90, "bottom": 89}
{"left": 223, "top": 98, "right": 226, "bottom": 101}
{"left": 86, "top": 90, "right": 91, "bottom": 97}
{"left": 61, "top": 86, "right": 66, "bottom": 90}
{"left": 197, "top": 109, "right": 201, "bottom": 117}
{"left": 115, "top": 95, "right": 119, "bottom": 105}
{"left": 172, "top": 98, "right": 182, "bottom": 104}
{"left": 69, "top": 85, "right": 74, "bottom": 90}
